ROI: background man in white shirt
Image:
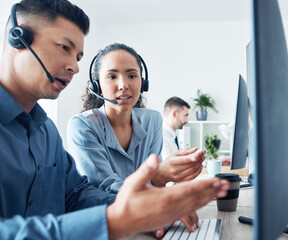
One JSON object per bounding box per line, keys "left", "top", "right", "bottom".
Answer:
{"left": 162, "top": 97, "right": 190, "bottom": 160}
{"left": 162, "top": 97, "right": 231, "bottom": 169}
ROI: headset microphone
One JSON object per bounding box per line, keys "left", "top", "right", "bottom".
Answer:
{"left": 8, "top": 3, "right": 54, "bottom": 83}
{"left": 88, "top": 87, "right": 118, "bottom": 104}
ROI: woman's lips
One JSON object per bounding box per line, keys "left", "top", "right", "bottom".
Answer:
{"left": 116, "top": 95, "right": 132, "bottom": 103}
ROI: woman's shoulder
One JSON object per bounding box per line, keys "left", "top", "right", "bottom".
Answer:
{"left": 133, "top": 108, "right": 162, "bottom": 123}
{"left": 80, "top": 108, "right": 103, "bottom": 118}
{"left": 69, "top": 108, "right": 106, "bottom": 127}
{"left": 134, "top": 107, "right": 161, "bottom": 116}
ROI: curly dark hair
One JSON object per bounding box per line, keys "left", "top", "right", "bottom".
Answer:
{"left": 82, "top": 43, "right": 146, "bottom": 111}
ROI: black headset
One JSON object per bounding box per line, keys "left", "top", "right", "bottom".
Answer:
{"left": 89, "top": 53, "right": 149, "bottom": 99}
{"left": 8, "top": 3, "right": 54, "bottom": 83}
{"left": 8, "top": 4, "right": 33, "bottom": 49}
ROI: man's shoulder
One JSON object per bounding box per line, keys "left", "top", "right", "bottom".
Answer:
{"left": 162, "top": 123, "right": 175, "bottom": 139}
{"left": 42, "top": 118, "right": 62, "bottom": 139}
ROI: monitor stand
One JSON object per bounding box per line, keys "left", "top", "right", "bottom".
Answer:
{"left": 238, "top": 216, "right": 288, "bottom": 234}
{"left": 248, "top": 173, "right": 254, "bottom": 185}
{"left": 240, "top": 173, "right": 254, "bottom": 188}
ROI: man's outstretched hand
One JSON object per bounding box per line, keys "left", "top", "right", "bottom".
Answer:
{"left": 107, "top": 154, "right": 229, "bottom": 239}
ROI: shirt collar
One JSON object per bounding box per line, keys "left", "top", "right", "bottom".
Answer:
{"left": 0, "top": 85, "right": 47, "bottom": 127}
{"left": 99, "top": 106, "right": 147, "bottom": 155}
{"left": 130, "top": 108, "right": 147, "bottom": 143}
{"left": 163, "top": 121, "right": 177, "bottom": 138}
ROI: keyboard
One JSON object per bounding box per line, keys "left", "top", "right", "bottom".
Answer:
{"left": 163, "top": 219, "right": 222, "bottom": 240}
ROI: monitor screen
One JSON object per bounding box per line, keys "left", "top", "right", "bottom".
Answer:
{"left": 230, "top": 74, "right": 249, "bottom": 170}
{"left": 246, "top": 40, "right": 255, "bottom": 175}
{"left": 252, "top": 0, "right": 288, "bottom": 239}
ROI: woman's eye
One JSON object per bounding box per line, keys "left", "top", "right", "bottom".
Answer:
{"left": 129, "top": 74, "right": 137, "bottom": 79}
{"left": 108, "top": 75, "right": 116, "bottom": 80}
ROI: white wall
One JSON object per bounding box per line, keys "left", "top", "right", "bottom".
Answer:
{"left": 100, "top": 21, "right": 251, "bottom": 117}
{"left": 0, "top": 3, "right": 261, "bottom": 150}
{"left": 0, "top": 2, "right": 287, "bottom": 150}
{"left": 58, "top": 20, "right": 251, "bottom": 148}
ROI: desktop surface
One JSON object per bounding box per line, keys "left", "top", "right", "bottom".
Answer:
{"left": 120, "top": 171, "right": 288, "bottom": 240}
{"left": 197, "top": 187, "right": 254, "bottom": 240}
{"left": 120, "top": 188, "right": 254, "bottom": 240}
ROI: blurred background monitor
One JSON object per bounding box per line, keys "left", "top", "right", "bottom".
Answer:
{"left": 230, "top": 74, "right": 249, "bottom": 170}
{"left": 246, "top": 40, "right": 255, "bottom": 175}
{"left": 252, "top": 0, "right": 288, "bottom": 239}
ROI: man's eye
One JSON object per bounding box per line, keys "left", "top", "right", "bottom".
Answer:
{"left": 60, "top": 45, "right": 69, "bottom": 52}
{"left": 108, "top": 75, "right": 116, "bottom": 79}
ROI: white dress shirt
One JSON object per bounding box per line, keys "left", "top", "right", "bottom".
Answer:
{"left": 162, "top": 122, "right": 179, "bottom": 160}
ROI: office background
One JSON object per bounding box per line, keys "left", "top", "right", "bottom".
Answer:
{"left": 1, "top": 0, "right": 287, "bottom": 148}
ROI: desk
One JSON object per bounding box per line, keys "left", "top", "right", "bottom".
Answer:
{"left": 198, "top": 187, "right": 254, "bottom": 240}
{"left": 121, "top": 187, "right": 288, "bottom": 239}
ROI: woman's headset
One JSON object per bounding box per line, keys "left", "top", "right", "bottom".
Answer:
{"left": 89, "top": 53, "right": 149, "bottom": 99}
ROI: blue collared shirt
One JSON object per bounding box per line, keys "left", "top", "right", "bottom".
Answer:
{"left": 67, "top": 106, "right": 163, "bottom": 194}
{"left": 0, "top": 86, "right": 115, "bottom": 239}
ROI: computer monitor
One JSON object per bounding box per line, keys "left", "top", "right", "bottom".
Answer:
{"left": 246, "top": 40, "right": 254, "bottom": 108}
{"left": 252, "top": 0, "right": 288, "bottom": 239}
{"left": 230, "top": 74, "right": 249, "bottom": 170}
{"left": 246, "top": 40, "right": 256, "bottom": 175}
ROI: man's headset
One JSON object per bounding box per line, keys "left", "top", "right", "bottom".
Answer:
{"left": 89, "top": 53, "right": 149, "bottom": 104}
{"left": 8, "top": 3, "right": 54, "bottom": 83}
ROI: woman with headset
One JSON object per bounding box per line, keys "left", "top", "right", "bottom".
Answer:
{"left": 67, "top": 42, "right": 205, "bottom": 192}
{"left": 67, "top": 43, "right": 206, "bottom": 235}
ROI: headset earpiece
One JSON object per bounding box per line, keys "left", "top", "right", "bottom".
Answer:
{"left": 89, "top": 54, "right": 102, "bottom": 95}
{"left": 8, "top": 26, "right": 33, "bottom": 49}
{"left": 89, "top": 54, "right": 118, "bottom": 104}
{"left": 7, "top": 3, "right": 54, "bottom": 83}
{"left": 138, "top": 55, "right": 149, "bottom": 93}
{"left": 89, "top": 78, "right": 101, "bottom": 95}
{"left": 141, "top": 77, "right": 149, "bottom": 93}
{"left": 8, "top": 4, "right": 33, "bottom": 49}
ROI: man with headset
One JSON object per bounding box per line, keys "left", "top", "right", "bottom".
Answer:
{"left": 0, "top": 0, "right": 229, "bottom": 239}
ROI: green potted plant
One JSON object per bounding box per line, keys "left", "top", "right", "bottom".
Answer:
{"left": 192, "top": 89, "right": 218, "bottom": 121}
{"left": 204, "top": 134, "right": 221, "bottom": 159}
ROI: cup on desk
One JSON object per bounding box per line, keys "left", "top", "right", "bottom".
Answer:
{"left": 206, "top": 159, "right": 222, "bottom": 178}
{"left": 215, "top": 173, "right": 241, "bottom": 211}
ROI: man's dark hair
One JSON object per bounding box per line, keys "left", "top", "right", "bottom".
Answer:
{"left": 15, "top": 0, "right": 90, "bottom": 35}
{"left": 82, "top": 43, "right": 146, "bottom": 111}
{"left": 164, "top": 96, "right": 190, "bottom": 115}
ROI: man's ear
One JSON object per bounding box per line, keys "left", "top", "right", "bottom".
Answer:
{"left": 11, "top": 45, "right": 24, "bottom": 53}
{"left": 172, "top": 109, "right": 177, "bottom": 117}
